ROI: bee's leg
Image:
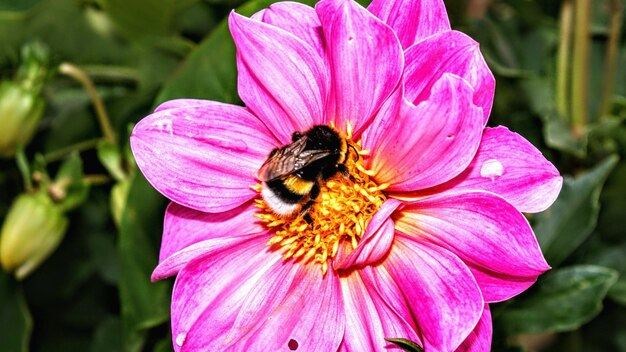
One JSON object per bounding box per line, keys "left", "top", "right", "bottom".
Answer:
{"left": 299, "top": 182, "right": 320, "bottom": 224}
{"left": 292, "top": 131, "right": 304, "bottom": 142}
{"left": 336, "top": 164, "right": 356, "bottom": 182}
{"left": 337, "top": 164, "right": 350, "bottom": 177}
{"left": 268, "top": 148, "right": 279, "bottom": 157}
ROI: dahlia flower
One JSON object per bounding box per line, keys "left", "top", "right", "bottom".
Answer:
{"left": 130, "top": 0, "right": 562, "bottom": 350}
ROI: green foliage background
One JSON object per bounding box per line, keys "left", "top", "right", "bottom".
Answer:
{"left": 0, "top": 0, "right": 625, "bottom": 351}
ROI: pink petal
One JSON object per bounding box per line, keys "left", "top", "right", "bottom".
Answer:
{"left": 154, "top": 99, "right": 215, "bottom": 112}
{"left": 258, "top": 2, "right": 325, "bottom": 58}
{"left": 363, "top": 73, "right": 483, "bottom": 192}
{"left": 130, "top": 103, "right": 276, "bottom": 213}
{"left": 395, "top": 191, "right": 550, "bottom": 302}
{"left": 358, "top": 265, "right": 421, "bottom": 340}
{"left": 384, "top": 236, "right": 484, "bottom": 351}
{"left": 334, "top": 199, "right": 401, "bottom": 270}
{"left": 457, "top": 304, "right": 492, "bottom": 352}
{"left": 151, "top": 202, "right": 267, "bottom": 280}
{"left": 315, "top": 0, "right": 403, "bottom": 138}
{"left": 339, "top": 271, "right": 421, "bottom": 351}
{"left": 158, "top": 202, "right": 264, "bottom": 262}
{"left": 152, "top": 235, "right": 261, "bottom": 282}
{"left": 172, "top": 237, "right": 344, "bottom": 351}
{"left": 426, "top": 126, "right": 563, "bottom": 213}
{"left": 230, "top": 12, "right": 328, "bottom": 144}
{"left": 467, "top": 265, "right": 539, "bottom": 303}
{"left": 404, "top": 30, "right": 495, "bottom": 124}
{"left": 368, "top": 0, "right": 451, "bottom": 49}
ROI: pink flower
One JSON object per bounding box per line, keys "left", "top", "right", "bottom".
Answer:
{"left": 130, "top": 0, "right": 562, "bottom": 351}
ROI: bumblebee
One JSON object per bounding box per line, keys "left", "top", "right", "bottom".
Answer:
{"left": 258, "top": 125, "right": 356, "bottom": 223}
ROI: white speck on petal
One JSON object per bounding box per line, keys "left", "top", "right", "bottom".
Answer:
{"left": 480, "top": 159, "right": 503, "bottom": 182}
{"left": 176, "top": 333, "right": 186, "bottom": 347}
{"left": 152, "top": 118, "right": 173, "bottom": 136}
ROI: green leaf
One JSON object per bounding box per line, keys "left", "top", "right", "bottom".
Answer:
{"left": 54, "top": 153, "right": 90, "bottom": 212}
{"left": 55, "top": 152, "right": 82, "bottom": 181}
{"left": 0, "top": 0, "right": 39, "bottom": 12}
{"left": 498, "top": 265, "right": 618, "bottom": 334}
{"left": 586, "top": 243, "right": 626, "bottom": 306}
{"left": 153, "top": 336, "right": 175, "bottom": 352}
{"left": 118, "top": 170, "right": 169, "bottom": 352}
{"left": 91, "top": 316, "right": 123, "bottom": 352}
{"left": 155, "top": 0, "right": 315, "bottom": 106}
{"left": 97, "top": 140, "right": 126, "bottom": 182}
{"left": 103, "top": 0, "right": 197, "bottom": 42}
{"left": 597, "top": 159, "right": 626, "bottom": 241}
{"left": 15, "top": 146, "right": 31, "bottom": 191}
{"left": 384, "top": 338, "right": 424, "bottom": 352}
{"left": 542, "top": 115, "right": 588, "bottom": 158}
{"left": 87, "top": 231, "right": 120, "bottom": 286}
{"left": 26, "top": 0, "right": 133, "bottom": 64}
{"left": 0, "top": 272, "right": 32, "bottom": 352}
{"left": 534, "top": 155, "right": 618, "bottom": 266}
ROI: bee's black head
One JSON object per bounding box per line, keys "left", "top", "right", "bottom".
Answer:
{"left": 305, "top": 125, "right": 343, "bottom": 150}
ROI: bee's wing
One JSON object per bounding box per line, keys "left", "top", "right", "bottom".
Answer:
{"left": 258, "top": 137, "right": 333, "bottom": 181}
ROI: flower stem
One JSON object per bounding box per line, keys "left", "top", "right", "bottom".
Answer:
{"left": 59, "top": 63, "right": 116, "bottom": 144}
{"left": 600, "top": 0, "right": 624, "bottom": 119}
{"left": 556, "top": 0, "right": 573, "bottom": 120}
{"left": 15, "top": 147, "right": 32, "bottom": 192}
{"left": 83, "top": 174, "right": 112, "bottom": 185}
{"left": 466, "top": 0, "right": 492, "bottom": 20}
{"left": 42, "top": 138, "right": 101, "bottom": 163}
{"left": 570, "top": 0, "right": 591, "bottom": 135}
{"left": 80, "top": 65, "right": 140, "bottom": 84}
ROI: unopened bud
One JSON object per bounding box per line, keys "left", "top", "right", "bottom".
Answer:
{"left": 110, "top": 178, "right": 131, "bottom": 227}
{"left": 0, "top": 81, "right": 45, "bottom": 157}
{"left": 0, "top": 193, "right": 68, "bottom": 279}
{"left": 0, "top": 42, "right": 50, "bottom": 157}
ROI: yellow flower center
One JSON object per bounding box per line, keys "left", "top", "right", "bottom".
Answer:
{"left": 254, "top": 130, "right": 387, "bottom": 275}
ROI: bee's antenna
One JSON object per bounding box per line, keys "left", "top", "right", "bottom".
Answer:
{"left": 348, "top": 143, "right": 360, "bottom": 161}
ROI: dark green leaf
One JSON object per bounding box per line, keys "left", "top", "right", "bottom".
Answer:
{"left": 153, "top": 9, "right": 239, "bottom": 104}
{"left": 0, "top": 11, "right": 25, "bottom": 64}
{"left": 534, "top": 155, "right": 618, "bottom": 266}
{"left": 26, "top": 0, "right": 133, "bottom": 64}
{"left": 586, "top": 243, "right": 626, "bottom": 306}
{"left": 542, "top": 114, "right": 588, "bottom": 158}
{"left": 15, "top": 147, "right": 31, "bottom": 191}
{"left": 0, "top": 0, "right": 39, "bottom": 12}
{"left": 97, "top": 140, "right": 126, "bottom": 182}
{"left": 54, "top": 153, "right": 90, "bottom": 212}
{"left": 54, "top": 152, "right": 82, "bottom": 181}
{"left": 153, "top": 337, "right": 175, "bottom": 352}
{"left": 384, "top": 338, "right": 424, "bottom": 352}
{"left": 597, "top": 159, "right": 626, "bottom": 241}
{"left": 91, "top": 316, "right": 123, "bottom": 352}
{"left": 0, "top": 272, "right": 31, "bottom": 352}
{"left": 155, "top": 0, "right": 315, "bottom": 106}
{"left": 118, "top": 171, "right": 169, "bottom": 351}
{"left": 103, "top": 0, "right": 196, "bottom": 42}
{"left": 498, "top": 265, "right": 618, "bottom": 334}
{"left": 87, "top": 231, "right": 120, "bottom": 286}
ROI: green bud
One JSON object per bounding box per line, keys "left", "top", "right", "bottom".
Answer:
{"left": 0, "top": 42, "right": 50, "bottom": 157}
{"left": 0, "top": 193, "right": 68, "bottom": 280}
{"left": 0, "top": 81, "right": 45, "bottom": 157}
{"left": 110, "top": 178, "right": 131, "bottom": 227}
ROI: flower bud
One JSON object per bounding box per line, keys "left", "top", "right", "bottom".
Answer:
{"left": 110, "top": 178, "right": 131, "bottom": 227}
{"left": 0, "top": 42, "right": 50, "bottom": 158}
{"left": 0, "top": 193, "right": 68, "bottom": 279}
{"left": 0, "top": 81, "right": 45, "bottom": 157}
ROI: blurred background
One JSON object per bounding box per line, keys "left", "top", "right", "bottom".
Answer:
{"left": 0, "top": 0, "right": 624, "bottom": 351}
